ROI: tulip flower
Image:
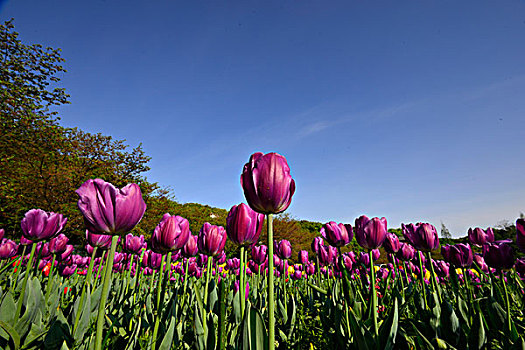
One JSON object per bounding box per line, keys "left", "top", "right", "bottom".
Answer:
{"left": 86, "top": 230, "right": 113, "bottom": 250}
{"left": 298, "top": 250, "right": 309, "bottom": 265}
{"left": 441, "top": 244, "right": 473, "bottom": 268}
{"left": 20, "top": 236, "right": 33, "bottom": 246}
{"left": 468, "top": 227, "right": 495, "bottom": 247}
{"left": 516, "top": 219, "right": 525, "bottom": 253}
{"left": 151, "top": 214, "right": 190, "bottom": 254}
{"left": 49, "top": 233, "right": 69, "bottom": 254}
{"left": 240, "top": 152, "right": 296, "bottom": 215}
{"left": 275, "top": 240, "right": 292, "bottom": 260}
{"left": 354, "top": 215, "right": 387, "bottom": 250}
{"left": 58, "top": 245, "right": 74, "bottom": 261}
{"left": 483, "top": 241, "right": 515, "bottom": 270}
{"left": 0, "top": 229, "right": 4, "bottom": 240}
{"left": 198, "top": 223, "right": 227, "bottom": 257}
{"left": 59, "top": 264, "right": 77, "bottom": 277}
{"left": 21, "top": 209, "right": 67, "bottom": 242}
{"left": 473, "top": 254, "right": 489, "bottom": 273}
{"left": 433, "top": 260, "right": 450, "bottom": 278}
{"left": 182, "top": 235, "right": 198, "bottom": 258}
{"left": 396, "top": 243, "right": 416, "bottom": 261}
{"left": 123, "top": 234, "right": 146, "bottom": 254}
{"left": 311, "top": 236, "right": 324, "bottom": 255}
{"left": 251, "top": 245, "right": 268, "bottom": 265}
{"left": 383, "top": 232, "right": 400, "bottom": 254}
{"left": 402, "top": 222, "right": 439, "bottom": 252}
{"left": 76, "top": 178, "right": 146, "bottom": 235}
{"left": 515, "top": 257, "right": 525, "bottom": 277}
{"left": 0, "top": 239, "right": 18, "bottom": 260}
{"left": 226, "top": 203, "right": 264, "bottom": 246}
{"left": 321, "top": 221, "right": 353, "bottom": 247}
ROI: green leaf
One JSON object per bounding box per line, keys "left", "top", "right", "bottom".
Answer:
{"left": 0, "top": 320, "right": 20, "bottom": 350}
{"left": 379, "top": 298, "right": 399, "bottom": 350}
{"left": 158, "top": 315, "right": 176, "bottom": 350}
{"left": 73, "top": 287, "right": 91, "bottom": 343}
{"left": 0, "top": 292, "right": 16, "bottom": 325}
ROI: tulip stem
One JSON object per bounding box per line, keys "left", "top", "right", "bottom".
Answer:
{"left": 151, "top": 253, "right": 168, "bottom": 350}
{"left": 44, "top": 254, "right": 57, "bottom": 301}
{"left": 183, "top": 258, "right": 189, "bottom": 303}
{"left": 73, "top": 246, "right": 98, "bottom": 335}
{"left": 418, "top": 253, "right": 428, "bottom": 310}
{"left": 500, "top": 271, "right": 512, "bottom": 333}
{"left": 427, "top": 252, "right": 442, "bottom": 304}
{"left": 12, "top": 245, "right": 27, "bottom": 290}
{"left": 14, "top": 242, "right": 36, "bottom": 321}
{"left": 369, "top": 250, "right": 378, "bottom": 337}
{"left": 267, "top": 213, "right": 275, "bottom": 350}
{"left": 94, "top": 235, "right": 119, "bottom": 350}
{"left": 202, "top": 256, "right": 213, "bottom": 336}
{"left": 239, "top": 246, "right": 246, "bottom": 319}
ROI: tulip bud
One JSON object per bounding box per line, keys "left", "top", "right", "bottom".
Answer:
{"left": 468, "top": 227, "right": 495, "bottom": 247}
{"left": 182, "top": 235, "right": 199, "bottom": 257}
{"left": 226, "top": 203, "right": 264, "bottom": 246}
{"left": 49, "top": 233, "right": 69, "bottom": 254}
{"left": 402, "top": 223, "right": 439, "bottom": 252}
{"left": 355, "top": 215, "right": 387, "bottom": 250}
{"left": 321, "top": 221, "right": 353, "bottom": 247}
{"left": 298, "top": 250, "right": 309, "bottom": 265}
{"left": 21, "top": 209, "right": 67, "bottom": 242}
{"left": 0, "top": 239, "right": 18, "bottom": 260}
{"left": 197, "top": 223, "right": 227, "bottom": 257}
{"left": 151, "top": 214, "right": 190, "bottom": 254}
{"left": 251, "top": 245, "right": 268, "bottom": 265}
{"left": 483, "top": 241, "right": 515, "bottom": 270}
{"left": 383, "top": 232, "right": 400, "bottom": 254}
{"left": 274, "top": 240, "right": 292, "bottom": 260}
{"left": 123, "top": 234, "right": 146, "bottom": 254}
{"left": 442, "top": 244, "right": 473, "bottom": 268}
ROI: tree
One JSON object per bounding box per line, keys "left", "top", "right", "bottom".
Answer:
{"left": 441, "top": 221, "right": 452, "bottom": 239}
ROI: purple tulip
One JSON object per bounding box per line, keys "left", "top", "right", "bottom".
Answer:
{"left": 59, "top": 264, "right": 77, "bottom": 277}
{"left": 226, "top": 203, "right": 265, "bottom": 246}
{"left": 49, "top": 234, "right": 69, "bottom": 254}
{"left": 274, "top": 240, "right": 292, "bottom": 260}
{"left": 233, "top": 280, "right": 250, "bottom": 299}
{"left": 198, "top": 223, "right": 227, "bottom": 257}
{"left": 240, "top": 152, "right": 296, "bottom": 214}
{"left": 354, "top": 215, "right": 387, "bottom": 250}
{"left": 311, "top": 236, "right": 324, "bottom": 255}
{"left": 76, "top": 178, "right": 146, "bottom": 235}
{"left": 182, "top": 235, "right": 198, "bottom": 257}
{"left": 383, "top": 232, "right": 400, "bottom": 254}
{"left": 441, "top": 244, "right": 473, "bottom": 268}
{"left": 227, "top": 258, "right": 241, "bottom": 270}
{"left": 20, "top": 236, "right": 33, "bottom": 246}
{"left": 21, "top": 209, "right": 67, "bottom": 242}
{"left": 0, "top": 239, "right": 18, "bottom": 259}
{"left": 58, "top": 245, "right": 74, "bottom": 261}
{"left": 515, "top": 257, "right": 525, "bottom": 276}
{"left": 468, "top": 227, "right": 495, "bottom": 247}
{"left": 321, "top": 221, "right": 353, "bottom": 247}
{"left": 292, "top": 270, "right": 303, "bottom": 280}
{"left": 214, "top": 251, "right": 227, "bottom": 264}
{"left": 147, "top": 251, "right": 163, "bottom": 270}
{"left": 151, "top": 214, "right": 190, "bottom": 254}
{"left": 123, "top": 234, "right": 146, "bottom": 254}
{"left": 483, "top": 241, "right": 515, "bottom": 270}
{"left": 298, "top": 250, "right": 309, "bottom": 265}
{"left": 305, "top": 262, "right": 315, "bottom": 275}
{"left": 473, "top": 254, "right": 489, "bottom": 273}
{"left": 402, "top": 223, "right": 439, "bottom": 252}
{"left": 516, "top": 219, "right": 525, "bottom": 253}
{"left": 251, "top": 245, "right": 268, "bottom": 264}
{"left": 40, "top": 243, "right": 52, "bottom": 258}
{"left": 113, "top": 252, "right": 125, "bottom": 264}
{"left": 0, "top": 229, "right": 4, "bottom": 240}
{"left": 86, "top": 230, "right": 113, "bottom": 250}
{"left": 433, "top": 260, "right": 450, "bottom": 278}
{"left": 396, "top": 243, "right": 416, "bottom": 261}
{"left": 273, "top": 254, "right": 282, "bottom": 269}
{"left": 342, "top": 253, "right": 353, "bottom": 271}
{"left": 318, "top": 244, "right": 337, "bottom": 266}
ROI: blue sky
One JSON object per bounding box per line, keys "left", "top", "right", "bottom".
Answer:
{"left": 2, "top": 0, "right": 525, "bottom": 236}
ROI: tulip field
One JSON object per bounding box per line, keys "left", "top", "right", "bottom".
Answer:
{"left": 1, "top": 152, "right": 525, "bottom": 350}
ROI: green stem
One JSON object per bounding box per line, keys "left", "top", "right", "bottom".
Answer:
{"left": 202, "top": 256, "right": 212, "bottom": 336}
{"left": 239, "top": 246, "right": 246, "bottom": 319}
{"left": 94, "top": 235, "right": 119, "bottom": 350}
{"left": 501, "top": 271, "right": 512, "bottom": 333}
{"left": 369, "top": 250, "right": 378, "bottom": 337}
{"left": 427, "top": 252, "right": 442, "bottom": 304}
{"left": 151, "top": 253, "right": 168, "bottom": 350}
{"left": 73, "top": 246, "right": 98, "bottom": 335}
{"left": 183, "top": 258, "right": 189, "bottom": 304}
{"left": 44, "top": 254, "right": 57, "bottom": 300}
{"left": 418, "top": 252, "right": 428, "bottom": 310}
{"left": 14, "top": 243, "right": 36, "bottom": 321}
{"left": 12, "top": 245, "right": 27, "bottom": 290}
{"left": 267, "top": 213, "right": 275, "bottom": 350}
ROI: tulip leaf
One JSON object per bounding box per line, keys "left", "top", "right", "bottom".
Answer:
{"left": 467, "top": 310, "right": 486, "bottom": 350}
{"left": 239, "top": 302, "right": 267, "bottom": 350}
{"left": 0, "top": 320, "right": 20, "bottom": 350}
{"left": 0, "top": 291, "right": 16, "bottom": 325}
{"left": 379, "top": 297, "right": 398, "bottom": 350}
{"left": 73, "top": 287, "right": 91, "bottom": 343}
{"left": 440, "top": 299, "right": 460, "bottom": 346}
{"left": 347, "top": 309, "right": 371, "bottom": 350}
{"left": 158, "top": 315, "right": 176, "bottom": 350}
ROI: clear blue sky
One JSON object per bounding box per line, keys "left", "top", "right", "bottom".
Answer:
{"left": 2, "top": 0, "right": 525, "bottom": 237}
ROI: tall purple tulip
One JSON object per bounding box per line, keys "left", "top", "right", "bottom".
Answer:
{"left": 251, "top": 245, "right": 268, "bottom": 264}
{"left": 86, "top": 230, "right": 113, "bottom": 250}
{"left": 123, "top": 234, "right": 146, "bottom": 254}
{"left": 483, "top": 241, "right": 515, "bottom": 270}
{"left": 76, "top": 178, "right": 146, "bottom": 235}
{"left": 21, "top": 209, "right": 67, "bottom": 242}
{"left": 321, "top": 221, "right": 353, "bottom": 247}
{"left": 240, "top": 152, "right": 296, "bottom": 215}
{"left": 182, "top": 235, "right": 198, "bottom": 257}
{"left": 197, "top": 223, "right": 227, "bottom": 257}
{"left": 383, "top": 232, "right": 400, "bottom": 254}
{"left": 49, "top": 234, "right": 69, "bottom": 254}
{"left": 516, "top": 219, "right": 525, "bottom": 253}
{"left": 298, "top": 250, "right": 309, "bottom": 265}
{"left": 151, "top": 214, "right": 190, "bottom": 254}
{"left": 468, "top": 227, "right": 495, "bottom": 247}
{"left": 396, "top": 243, "right": 416, "bottom": 261}
{"left": 354, "top": 215, "right": 387, "bottom": 250}
{"left": 0, "top": 239, "right": 18, "bottom": 259}
{"left": 275, "top": 240, "right": 292, "bottom": 260}
{"left": 311, "top": 236, "right": 324, "bottom": 255}
{"left": 441, "top": 244, "right": 473, "bottom": 268}
{"left": 402, "top": 222, "right": 439, "bottom": 252}
{"left": 226, "top": 203, "right": 264, "bottom": 246}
